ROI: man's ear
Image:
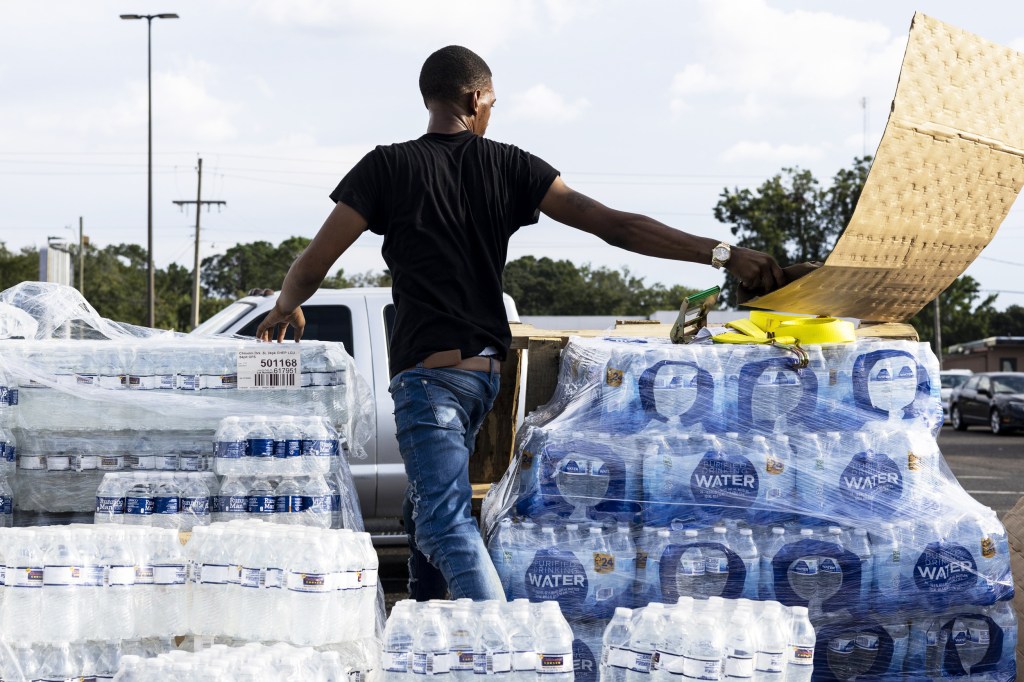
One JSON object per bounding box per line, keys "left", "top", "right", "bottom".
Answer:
{"left": 469, "top": 89, "right": 482, "bottom": 115}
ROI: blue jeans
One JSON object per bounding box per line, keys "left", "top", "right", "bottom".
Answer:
{"left": 389, "top": 366, "right": 505, "bottom": 601}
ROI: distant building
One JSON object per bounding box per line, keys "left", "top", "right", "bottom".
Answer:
{"left": 945, "top": 337, "right": 1024, "bottom": 372}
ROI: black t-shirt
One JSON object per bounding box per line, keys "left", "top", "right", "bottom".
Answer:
{"left": 329, "top": 131, "right": 559, "bottom": 377}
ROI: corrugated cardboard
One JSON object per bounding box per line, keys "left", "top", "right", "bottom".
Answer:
{"left": 747, "top": 13, "right": 1024, "bottom": 322}
{"left": 1001, "top": 496, "right": 1024, "bottom": 668}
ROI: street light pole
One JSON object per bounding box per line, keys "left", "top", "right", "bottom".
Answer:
{"left": 120, "top": 12, "right": 178, "bottom": 327}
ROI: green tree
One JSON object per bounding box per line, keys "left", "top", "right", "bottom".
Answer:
{"left": 989, "top": 304, "right": 1024, "bottom": 336}
{"left": 200, "top": 236, "right": 311, "bottom": 299}
{"left": 0, "top": 243, "right": 39, "bottom": 290}
{"left": 713, "top": 157, "right": 871, "bottom": 306}
{"left": 910, "top": 275, "right": 998, "bottom": 350}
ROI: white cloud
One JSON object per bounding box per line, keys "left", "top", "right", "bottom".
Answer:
{"left": 244, "top": 0, "right": 583, "bottom": 51}
{"left": 721, "top": 141, "right": 826, "bottom": 163}
{"left": 507, "top": 84, "right": 590, "bottom": 123}
{"left": 669, "top": 0, "right": 906, "bottom": 113}
{"left": 1011, "top": 37, "right": 1024, "bottom": 53}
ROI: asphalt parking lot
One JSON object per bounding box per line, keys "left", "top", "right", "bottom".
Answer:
{"left": 379, "top": 426, "right": 1024, "bottom": 608}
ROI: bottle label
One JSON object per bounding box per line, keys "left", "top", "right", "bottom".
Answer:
{"left": 177, "top": 374, "right": 201, "bottom": 391}
{"left": 198, "top": 563, "right": 230, "bottom": 585}
{"left": 754, "top": 650, "right": 784, "bottom": 673}
{"left": 0, "top": 496, "right": 10, "bottom": 515}
{"left": 627, "top": 651, "right": 653, "bottom": 673}
{"left": 303, "top": 438, "right": 333, "bottom": 458}
{"left": 705, "top": 556, "right": 729, "bottom": 574}
{"left": 412, "top": 652, "right": 451, "bottom": 675}
{"left": 247, "top": 438, "right": 275, "bottom": 458}
{"left": 819, "top": 557, "right": 841, "bottom": 574}
{"left": 336, "top": 570, "right": 361, "bottom": 591}
{"left": 286, "top": 571, "right": 332, "bottom": 593}
{"left": 215, "top": 441, "right": 245, "bottom": 460}
{"left": 682, "top": 655, "right": 722, "bottom": 680}
{"left": 9, "top": 567, "right": 43, "bottom": 588}
{"left": 125, "top": 496, "right": 155, "bottom": 516}
{"left": 46, "top": 455, "right": 71, "bottom": 471}
{"left": 538, "top": 653, "right": 573, "bottom": 674}
{"left": 154, "top": 374, "right": 175, "bottom": 390}
{"left": 264, "top": 567, "right": 283, "bottom": 589}
{"left": 107, "top": 565, "right": 136, "bottom": 586}
{"left": 207, "top": 374, "right": 237, "bottom": 390}
{"left": 43, "top": 565, "right": 75, "bottom": 586}
{"left": 239, "top": 566, "right": 263, "bottom": 589}
{"left": 158, "top": 455, "right": 179, "bottom": 470}
{"left": 854, "top": 634, "right": 879, "bottom": 651}
{"left": 969, "top": 624, "right": 990, "bottom": 645}
{"left": 654, "top": 651, "right": 685, "bottom": 675}
{"left": 384, "top": 651, "right": 411, "bottom": 673}
{"left": 828, "top": 638, "right": 855, "bottom": 654}
{"left": 792, "top": 558, "right": 817, "bottom": 575}
{"left": 512, "top": 652, "right": 536, "bottom": 672}
{"left": 276, "top": 495, "right": 307, "bottom": 514}
{"left": 474, "top": 652, "right": 512, "bottom": 674}
{"left": 304, "top": 494, "right": 332, "bottom": 513}
{"left": 178, "top": 455, "right": 200, "bottom": 472}
{"left": 128, "top": 374, "right": 156, "bottom": 390}
{"left": 789, "top": 646, "right": 814, "bottom": 665}
{"left": 80, "top": 565, "right": 104, "bottom": 588}
{"left": 18, "top": 454, "right": 45, "bottom": 470}
{"left": 97, "top": 456, "right": 124, "bottom": 471}
{"left": 153, "top": 564, "right": 187, "bottom": 585}
{"left": 275, "top": 438, "right": 303, "bottom": 459}
{"left": 248, "top": 495, "right": 276, "bottom": 514}
{"left": 135, "top": 564, "right": 154, "bottom": 585}
{"left": 154, "top": 496, "right": 180, "bottom": 515}
{"left": 77, "top": 455, "right": 99, "bottom": 470}
{"left": 181, "top": 496, "right": 210, "bottom": 515}
{"left": 724, "top": 655, "right": 754, "bottom": 679}
{"left": 219, "top": 495, "right": 248, "bottom": 514}
{"left": 451, "top": 650, "right": 475, "bottom": 671}
{"left": 679, "top": 558, "right": 705, "bottom": 576}
{"left": 362, "top": 568, "right": 379, "bottom": 588}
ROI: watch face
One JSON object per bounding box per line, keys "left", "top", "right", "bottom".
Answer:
{"left": 713, "top": 246, "right": 730, "bottom": 261}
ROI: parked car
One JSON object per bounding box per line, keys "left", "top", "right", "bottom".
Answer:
{"left": 190, "top": 287, "right": 520, "bottom": 537}
{"left": 949, "top": 372, "right": 1024, "bottom": 434}
{"left": 939, "top": 369, "right": 972, "bottom": 424}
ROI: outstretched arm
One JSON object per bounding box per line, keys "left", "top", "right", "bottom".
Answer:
{"left": 256, "top": 201, "right": 367, "bottom": 342}
{"left": 539, "top": 177, "right": 785, "bottom": 294}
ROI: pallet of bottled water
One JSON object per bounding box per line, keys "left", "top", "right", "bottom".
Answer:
{"left": 112, "top": 641, "right": 376, "bottom": 682}
{"left": 382, "top": 598, "right": 576, "bottom": 681}
{"left": 0, "top": 336, "right": 373, "bottom": 514}
{"left": 599, "top": 597, "right": 814, "bottom": 682}
{"left": 482, "top": 336, "right": 1017, "bottom": 680}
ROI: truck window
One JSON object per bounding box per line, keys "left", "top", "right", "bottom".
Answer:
{"left": 236, "top": 305, "right": 355, "bottom": 358}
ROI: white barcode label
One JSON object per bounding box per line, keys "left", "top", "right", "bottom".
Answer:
{"left": 237, "top": 347, "right": 301, "bottom": 390}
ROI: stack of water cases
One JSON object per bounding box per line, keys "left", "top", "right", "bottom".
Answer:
{"left": 483, "top": 336, "right": 1016, "bottom": 681}
{"left": 0, "top": 358, "right": 17, "bottom": 528}
{"left": 93, "top": 415, "right": 353, "bottom": 530}
{"left": 0, "top": 522, "right": 381, "bottom": 680}
{"left": 0, "top": 337, "right": 372, "bottom": 523}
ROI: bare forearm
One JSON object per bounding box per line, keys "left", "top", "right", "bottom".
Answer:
{"left": 598, "top": 209, "right": 718, "bottom": 265}
{"left": 276, "top": 253, "right": 325, "bottom": 312}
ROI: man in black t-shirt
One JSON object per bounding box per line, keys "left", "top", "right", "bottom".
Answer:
{"left": 258, "top": 46, "right": 788, "bottom": 601}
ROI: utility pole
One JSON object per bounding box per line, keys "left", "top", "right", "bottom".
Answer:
{"left": 861, "top": 96, "right": 868, "bottom": 157}
{"left": 173, "top": 157, "right": 225, "bottom": 329}
{"left": 78, "top": 216, "right": 85, "bottom": 295}
{"left": 934, "top": 297, "right": 943, "bottom": 369}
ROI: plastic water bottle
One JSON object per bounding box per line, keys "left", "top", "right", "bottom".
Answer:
{"left": 845, "top": 528, "right": 873, "bottom": 606}
{"left": 677, "top": 530, "right": 705, "bottom": 599}
{"left": 609, "top": 523, "right": 636, "bottom": 607}
{"left": 500, "top": 601, "right": 533, "bottom": 682}
{"left": 274, "top": 477, "right": 305, "bottom": 524}
{"left": 585, "top": 526, "right": 614, "bottom": 614}
{"left": 246, "top": 416, "right": 275, "bottom": 476}
{"left": 871, "top": 522, "right": 901, "bottom": 600}
{"left": 214, "top": 417, "right": 246, "bottom": 476}
{"left": 733, "top": 528, "right": 759, "bottom": 600}
{"left": 449, "top": 601, "right": 476, "bottom": 682}
{"left": 489, "top": 519, "right": 515, "bottom": 597}
{"left": 383, "top": 601, "right": 416, "bottom": 681}
{"left": 247, "top": 477, "right": 276, "bottom": 520}
{"left": 682, "top": 596, "right": 725, "bottom": 681}
{"left": 754, "top": 601, "right": 788, "bottom": 681}
{"left": 788, "top": 529, "right": 819, "bottom": 604}
{"left": 884, "top": 620, "right": 910, "bottom": 676}
{"left": 275, "top": 416, "right": 305, "bottom": 476}
{"left": 412, "top": 604, "right": 451, "bottom": 676}
{"left": 152, "top": 473, "right": 180, "bottom": 529}
{"left": 534, "top": 601, "right": 574, "bottom": 682}
{"left": 474, "top": 601, "right": 512, "bottom": 677}
{"left": 123, "top": 474, "right": 154, "bottom": 526}
{"left": 818, "top": 527, "right": 844, "bottom": 603}
{"left": 787, "top": 606, "right": 814, "bottom": 682}
{"left": 704, "top": 526, "right": 732, "bottom": 598}
{"left": 625, "top": 604, "right": 663, "bottom": 682}
{"left": 724, "top": 604, "right": 757, "bottom": 681}
{"left": 0, "top": 474, "right": 14, "bottom": 527}
{"left": 600, "top": 607, "right": 633, "bottom": 682}
{"left": 214, "top": 476, "right": 248, "bottom": 522}
{"left": 303, "top": 475, "right": 334, "bottom": 529}
{"left": 652, "top": 599, "right": 690, "bottom": 682}
{"left": 302, "top": 417, "right": 335, "bottom": 475}
{"left": 758, "top": 528, "right": 785, "bottom": 600}
{"left": 179, "top": 473, "right": 211, "bottom": 531}
{"left": 42, "top": 529, "right": 81, "bottom": 642}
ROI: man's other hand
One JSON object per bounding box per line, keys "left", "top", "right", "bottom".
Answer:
{"left": 726, "top": 246, "right": 785, "bottom": 295}
{"left": 255, "top": 303, "right": 305, "bottom": 343}
{"left": 735, "top": 260, "right": 823, "bottom": 304}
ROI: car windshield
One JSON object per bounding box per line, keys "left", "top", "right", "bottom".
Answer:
{"left": 941, "top": 374, "right": 970, "bottom": 389}
{"left": 191, "top": 301, "right": 256, "bottom": 336}
{"left": 993, "top": 375, "right": 1024, "bottom": 394}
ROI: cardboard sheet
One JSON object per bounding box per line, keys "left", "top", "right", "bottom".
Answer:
{"left": 747, "top": 13, "right": 1024, "bottom": 322}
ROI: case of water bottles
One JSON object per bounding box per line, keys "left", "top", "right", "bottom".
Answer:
{"left": 482, "top": 335, "right": 1017, "bottom": 681}
{"left": 0, "top": 282, "right": 375, "bottom": 520}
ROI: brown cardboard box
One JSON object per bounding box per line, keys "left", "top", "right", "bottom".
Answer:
{"left": 748, "top": 13, "right": 1024, "bottom": 323}
{"left": 1002, "top": 497, "right": 1024, "bottom": 668}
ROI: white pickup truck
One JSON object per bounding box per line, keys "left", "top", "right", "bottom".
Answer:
{"left": 190, "top": 287, "right": 520, "bottom": 537}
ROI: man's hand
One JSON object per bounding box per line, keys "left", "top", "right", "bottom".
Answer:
{"left": 735, "top": 260, "right": 822, "bottom": 304}
{"left": 726, "top": 246, "right": 785, "bottom": 295}
{"left": 255, "top": 303, "right": 306, "bottom": 343}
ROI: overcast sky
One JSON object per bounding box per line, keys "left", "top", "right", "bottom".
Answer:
{"left": 3, "top": 0, "right": 1024, "bottom": 310}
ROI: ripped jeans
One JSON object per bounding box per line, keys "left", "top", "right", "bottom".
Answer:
{"left": 389, "top": 366, "right": 506, "bottom": 601}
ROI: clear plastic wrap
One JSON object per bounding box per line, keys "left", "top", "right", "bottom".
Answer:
{"left": 0, "top": 283, "right": 375, "bottom": 522}
{"left": 482, "top": 336, "right": 1016, "bottom": 681}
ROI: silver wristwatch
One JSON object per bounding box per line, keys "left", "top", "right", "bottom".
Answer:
{"left": 711, "top": 242, "right": 731, "bottom": 270}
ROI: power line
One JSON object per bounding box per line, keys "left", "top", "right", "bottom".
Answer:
{"left": 980, "top": 256, "right": 1024, "bottom": 267}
